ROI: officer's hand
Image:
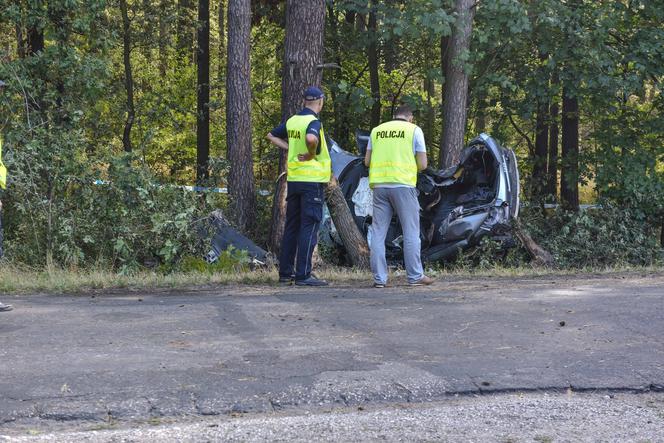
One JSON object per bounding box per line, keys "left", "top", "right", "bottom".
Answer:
{"left": 297, "top": 153, "right": 314, "bottom": 161}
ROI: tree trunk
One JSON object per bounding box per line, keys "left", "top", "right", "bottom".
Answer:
{"left": 546, "top": 74, "right": 559, "bottom": 201}
{"left": 533, "top": 101, "right": 549, "bottom": 200}
{"left": 424, "top": 70, "right": 436, "bottom": 154}
{"left": 120, "top": 0, "right": 135, "bottom": 153}
{"left": 439, "top": 0, "right": 475, "bottom": 169}
{"left": 367, "top": 6, "right": 381, "bottom": 128}
{"left": 217, "top": 0, "right": 225, "bottom": 83}
{"left": 196, "top": 0, "right": 210, "bottom": 183}
{"left": 268, "top": 0, "right": 325, "bottom": 254}
{"left": 560, "top": 87, "right": 579, "bottom": 211}
{"left": 226, "top": 0, "right": 256, "bottom": 231}
{"left": 531, "top": 51, "right": 549, "bottom": 201}
{"left": 325, "top": 178, "right": 370, "bottom": 269}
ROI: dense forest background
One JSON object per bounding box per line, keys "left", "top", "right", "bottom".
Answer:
{"left": 0, "top": 0, "right": 662, "bottom": 271}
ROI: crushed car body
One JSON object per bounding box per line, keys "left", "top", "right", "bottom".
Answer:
{"left": 322, "top": 133, "right": 520, "bottom": 263}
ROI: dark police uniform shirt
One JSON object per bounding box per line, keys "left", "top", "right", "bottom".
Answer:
{"left": 269, "top": 108, "right": 322, "bottom": 153}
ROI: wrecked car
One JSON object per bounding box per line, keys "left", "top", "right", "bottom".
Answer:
{"left": 322, "top": 132, "right": 520, "bottom": 263}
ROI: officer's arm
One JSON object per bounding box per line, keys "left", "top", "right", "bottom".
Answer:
{"left": 416, "top": 152, "right": 428, "bottom": 171}
{"left": 267, "top": 133, "right": 289, "bottom": 151}
{"left": 305, "top": 134, "right": 319, "bottom": 156}
{"left": 364, "top": 149, "right": 371, "bottom": 167}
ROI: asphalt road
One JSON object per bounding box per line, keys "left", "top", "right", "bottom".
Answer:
{"left": 1, "top": 273, "right": 663, "bottom": 440}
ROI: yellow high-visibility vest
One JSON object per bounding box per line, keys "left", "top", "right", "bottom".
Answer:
{"left": 368, "top": 120, "right": 418, "bottom": 187}
{"left": 0, "top": 137, "right": 7, "bottom": 190}
{"left": 286, "top": 114, "right": 331, "bottom": 183}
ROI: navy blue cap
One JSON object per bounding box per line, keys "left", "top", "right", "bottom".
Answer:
{"left": 303, "top": 86, "right": 324, "bottom": 101}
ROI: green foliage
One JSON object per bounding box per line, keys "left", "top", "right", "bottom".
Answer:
{"left": 519, "top": 206, "right": 663, "bottom": 268}
{"left": 3, "top": 146, "right": 207, "bottom": 271}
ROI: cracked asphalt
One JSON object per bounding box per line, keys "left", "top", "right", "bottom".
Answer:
{"left": 0, "top": 273, "right": 663, "bottom": 440}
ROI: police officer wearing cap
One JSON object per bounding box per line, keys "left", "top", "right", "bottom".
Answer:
{"left": 267, "top": 86, "right": 331, "bottom": 286}
{"left": 0, "top": 79, "right": 12, "bottom": 312}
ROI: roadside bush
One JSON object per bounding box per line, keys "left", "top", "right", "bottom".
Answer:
{"left": 2, "top": 139, "right": 209, "bottom": 272}
{"left": 519, "top": 205, "right": 663, "bottom": 268}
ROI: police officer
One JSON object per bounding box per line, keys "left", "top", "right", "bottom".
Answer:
{"left": 364, "top": 104, "right": 434, "bottom": 288}
{"left": 0, "top": 79, "right": 12, "bottom": 312}
{"left": 267, "top": 86, "right": 330, "bottom": 286}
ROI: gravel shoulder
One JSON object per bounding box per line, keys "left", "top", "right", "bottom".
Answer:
{"left": 3, "top": 392, "right": 664, "bottom": 442}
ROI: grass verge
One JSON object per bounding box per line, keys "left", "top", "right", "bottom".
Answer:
{"left": 0, "top": 263, "right": 663, "bottom": 295}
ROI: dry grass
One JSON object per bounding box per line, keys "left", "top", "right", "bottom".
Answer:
{"left": 0, "top": 262, "right": 662, "bottom": 295}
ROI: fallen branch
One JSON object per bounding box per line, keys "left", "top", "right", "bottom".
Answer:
{"left": 513, "top": 219, "right": 555, "bottom": 267}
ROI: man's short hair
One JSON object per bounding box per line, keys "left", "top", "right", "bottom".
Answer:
{"left": 394, "top": 104, "right": 413, "bottom": 118}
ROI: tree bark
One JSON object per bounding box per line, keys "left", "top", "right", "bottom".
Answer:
{"left": 196, "top": 0, "right": 210, "bottom": 183}
{"left": 546, "top": 73, "right": 559, "bottom": 201}
{"left": 120, "top": 0, "right": 135, "bottom": 153}
{"left": 325, "top": 178, "right": 370, "bottom": 269}
{"left": 560, "top": 87, "right": 579, "bottom": 211}
{"left": 367, "top": 5, "right": 381, "bottom": 128}
{"left": 226, "top": 0, "right": 256, "bottom": 231}
{"left": 439, "top": 0, "right": 475, "bottom": 169}
{"left": 268, "top": 0, "right": 325, "bottom": 254}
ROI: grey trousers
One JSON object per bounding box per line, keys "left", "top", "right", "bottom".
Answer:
{"left": 370, "top": 187, "right": 424, "bottom": 284}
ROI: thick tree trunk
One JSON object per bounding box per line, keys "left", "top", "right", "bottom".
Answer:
{"left": 196, "top": 0, "right": 210, "bottom": 183}
{"left": 439, "top": 0, "right": 475, "bottom": 169}
{"left": 120, "top": 0, "right": 135, "bottom": 153}
{"left": 546, "top": 76, "right": 559, "bottom": 201}
{"left": 325, "top": 178, "right": 370, "bottom": 269}
{"left": 367, "top": 6, "right": 381, "bottom": 128}
{"left": 226, "top": 0, "right": 256, "bottom": 231}
{"left": 560, "top": 87, "right": 579, "bottom": 211}
{"left": 268, "top": 0, "right": 325, "bottom": 254}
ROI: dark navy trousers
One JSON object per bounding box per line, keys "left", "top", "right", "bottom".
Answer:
{"left": 279, "top": 181, "right": 325, "bottom": 281}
